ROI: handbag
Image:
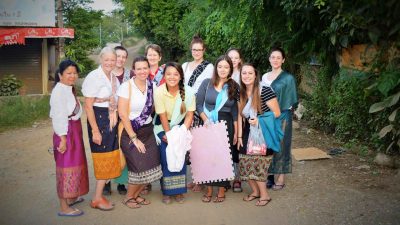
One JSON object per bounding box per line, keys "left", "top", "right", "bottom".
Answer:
{"left": 246, "top": 123, "right": 267, "bottom": 155}
{"left": 117, "top": 81, "right": 132, "bottom": 171}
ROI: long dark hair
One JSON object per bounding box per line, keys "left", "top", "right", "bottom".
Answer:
{"left": 54, "top": 59, "right": 80, "bottom": 86}
{"left": 164, "top": 62, "right": 186, "bottom": 114}
{"left": 239, "top": 63, "right": 262, "bottom": 115}
{"left": 211, "top": 55, "right": 238, "bottom": 100}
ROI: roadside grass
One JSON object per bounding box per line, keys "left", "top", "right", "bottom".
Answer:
{"left": 0, "top": 95, "right": 50, "bottom": 133}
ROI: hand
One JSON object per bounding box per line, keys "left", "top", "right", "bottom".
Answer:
{"left": 248, "top": 117, "right": 258, "bottom": 126}
{"left": 237, "top": 138, "right": 243, "bottom": 150}
{"left": 233, "top": 133, "right": 238, "bottom": 145}
{"left": 92, "top": 131, "right": 102, "bottom": 145}
{"left": 162, "top": 135, "right": 168, "bottom": 143}
{"left": 57, "top": 136, "right": 67, "bottom": 154}
{"left": 204, "top": 119, "right": 212, "bottom": 128}
{"left": 133, "top": 139, "right": 146, "bottom": 153}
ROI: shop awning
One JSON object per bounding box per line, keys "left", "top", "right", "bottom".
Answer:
{"left": 0, "top": 27, "right": 74, "bottom": 45}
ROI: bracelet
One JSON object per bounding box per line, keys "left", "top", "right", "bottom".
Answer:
{"left": 238, "top": 137, "right": 242, "bottom": 139}
{"left": 129, "top": 134, "right": 137, "bottom": 144}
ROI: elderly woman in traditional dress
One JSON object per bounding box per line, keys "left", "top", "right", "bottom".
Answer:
{"left": 118, "top": 56, "right": 163, "bottom": 208}
{"left": 154, "top": 62, "right": 195, "bottom": 204}
{"left": 50, "top": 59, "right": 89, "bottom": 217}
{"left": 82, "top": 47, "right": 121, "bottom": 211}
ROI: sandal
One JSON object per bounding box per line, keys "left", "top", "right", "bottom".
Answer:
{"left": 272, "top": 184, "right": 285, "bottom": 191}
{"left": 68, "top": 197, "right": 84, "bottom": 207}
{"left": 256, "top": 198, "right": 272, "bottom": 206}
{"left": 213, "top": 195, "right": 225, "bottom": 203}
{"left": 201, "top": 194, "right": 212, "bottom": 203}
{"left": 135, "top": 196, "right": 150, "bottom": 205}
{"left": 90, "top": 197, "right": 114, "bottom": 211}
{"left": 243, "top": 194, "right": 260, "bottom": 202}
{"left": 175, "top": 195, "right": 185, "bottom": 204}
{"left": 122, "top": 197, "right": 141, "bottom": 209}
{"left": 162, "top": 196, "right": 172, "bottom": 204}
{"left": 57, "top": 208, "right": 84, "bottom": 217}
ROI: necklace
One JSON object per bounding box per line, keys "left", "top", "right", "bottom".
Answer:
{"left": 134, "top": 79, "right": 146, "bottom": 94}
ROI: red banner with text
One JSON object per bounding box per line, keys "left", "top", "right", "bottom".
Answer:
{"left": 0, "top": 28, "right": 74, "bottom": 45}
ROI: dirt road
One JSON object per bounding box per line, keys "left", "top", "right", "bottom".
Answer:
{"left": 0, "top": 113, "right": 399, "bottom": 225}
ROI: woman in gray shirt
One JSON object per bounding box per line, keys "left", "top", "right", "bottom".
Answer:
{"left": 196, "top": 55, "right": 239, "bottom": 203}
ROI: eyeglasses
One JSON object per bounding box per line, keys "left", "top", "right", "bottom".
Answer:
{"left": 191, "top": 49, "right": 204, "bottom": 52}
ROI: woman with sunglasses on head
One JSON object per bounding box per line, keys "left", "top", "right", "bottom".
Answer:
{"left": 118, "top": 56, "right": 163, "bottom": 209}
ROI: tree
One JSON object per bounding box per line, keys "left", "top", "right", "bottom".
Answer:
{"left": 117, "top": 0, "right": 188, "bottom": 60}
{"left": 63, "top": 3, "right": 103, "bottom": 76}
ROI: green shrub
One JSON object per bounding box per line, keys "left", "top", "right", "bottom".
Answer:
{"left": 0, "top": 95, "right": 50, "bottom": 132}
{"left": 327, "top": 69, "right": 372, "bottom": 140}
{"left": 303, "top": 66, "right": 333, "bottom": 132}
{"left": 0, "top": 75, "right": 23, "bottom": 96}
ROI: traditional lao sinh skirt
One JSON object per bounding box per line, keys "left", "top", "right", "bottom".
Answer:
{"left": 120, "top": 124, "right": 162, "bottom": 185}
{"left": 53, "top": 119, "right": 89, "bottom": 198}
{"left": 88, "top": 106, "right": 121, "bottom": 180}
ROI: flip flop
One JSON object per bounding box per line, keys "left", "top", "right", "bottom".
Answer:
{"left": 57, "top": 208, "right": 84, "bottom": 217}
{"left": 213, "top": 195, "right": 225, "bottom": 203}
{"left": 90, "top": 197, "right": 114, "bottom": 211}
{"left": 201, "top": 194, "right": 212, "bottom": 203}
{"left": 162, "top": 196, "right": 172, "bottom": 204}
{"left": 135, "top": 196, "right": 150, "bottom": 205}
{"left": 122, "top": 197, "right": 141, "bottom": 209}
{"left": 243, "top": 194, "right": 260, "bottom": 202}
{"left": 272, "top": 184, "right": 285, "bottom": 191}
{"left": 175, "top": 195, "right": 185, "bottom": 204}
{"left": 256, "top": 198, "right": 272, "bottom": 206}
{"left": 68, "top": 197, "right": 84, "bottom": 207}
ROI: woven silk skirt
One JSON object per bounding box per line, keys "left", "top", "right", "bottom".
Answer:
{"left": 87, "top": 106, "right": 121, "bottom": 180}
{"left": 268, "top": 110, "right": 293, "bottom": 174}
{"left": 53, "top": 119, "right": 89, "bottom": 199}
{"left": 121, "top": 123, "right": 162, "bottom": 185}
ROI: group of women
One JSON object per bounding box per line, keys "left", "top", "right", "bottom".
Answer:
{"left": 49, "top": 35, "right": 297, "bottom": 216}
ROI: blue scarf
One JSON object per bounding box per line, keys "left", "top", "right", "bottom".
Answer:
{"left": 203, "top": 84, "right": 228, "bottom": 122}
{"left": 257, "top": 111, "right": 288, "bottom": 152}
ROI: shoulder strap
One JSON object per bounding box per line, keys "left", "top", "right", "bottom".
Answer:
{"left": 127, "top": 80, "right": 132, "bottom": 114}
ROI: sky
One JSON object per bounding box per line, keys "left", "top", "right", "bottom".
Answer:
{"left": 89, "top": 0, "right": 120, "bottom": 14}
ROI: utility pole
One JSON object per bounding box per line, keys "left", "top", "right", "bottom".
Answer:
{"left": 56, "top": 0, "right": 64, "bottom": 62}
{"left": 99, "top": 23, "right": 102, "bottom": 47}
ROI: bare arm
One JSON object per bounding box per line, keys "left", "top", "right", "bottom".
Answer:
{"left": 266, "top": 97, "right": 281, "bottom": 118}
{"left": 84, "top": 97, "right": 102, "bottom": 145}
{"left": 184, "top": 111, "right": 194, "bottom": 129}
{"left": 158, "top": 112, "right": 170, "bottom": 143}
{"left": 118, "top": 97, "right": 146, "bottom": 153}
{"left": 237, "top": 113, "right": 243, "bottom": 150}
